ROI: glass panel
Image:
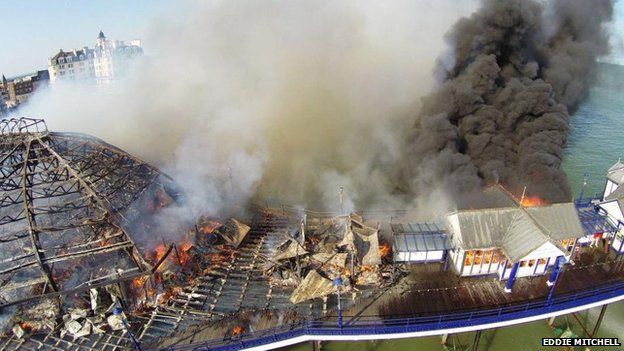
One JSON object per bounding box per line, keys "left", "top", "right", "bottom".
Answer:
{"left": 474, "top": 250, "right": 483, "bottom": 265}
{"left": 464, "top": 250, "right": 473, "bottom": 266}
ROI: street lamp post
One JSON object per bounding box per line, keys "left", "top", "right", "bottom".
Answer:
{"left": 333, "top": 277, "right": 343, "bottom": 328}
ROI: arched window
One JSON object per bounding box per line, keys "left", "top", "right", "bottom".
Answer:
{"left": 58, "top": 57, "right": 65, "bottom": 64}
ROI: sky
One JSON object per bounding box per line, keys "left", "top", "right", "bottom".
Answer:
{"left": 0, "top": 0, "right": 192, "bottom": 78}
{"left": 0, "top": 0, "right": 623, "bottom": 78}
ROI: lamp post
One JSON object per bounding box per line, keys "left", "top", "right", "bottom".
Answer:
{"left": 339, "top": 186, "right": 344, "bottom": 214}
{"left": 579, "top": 172, "right": 589, "bottom": 203}
{"left": 333, "top": 277, "right": 343, "bottom": 328}
{"left": 113, "top": 307, "right": 142, "bottom": 351}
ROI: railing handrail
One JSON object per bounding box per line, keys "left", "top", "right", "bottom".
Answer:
{"left": 151, "top": 279, "right": 624, "bottom": 351}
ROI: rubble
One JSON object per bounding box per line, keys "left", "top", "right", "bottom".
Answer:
{"left": 289, "top": 270, "right": 337, "bottom": 304}
{"left": 0, "top": 119, "right": 392, "bottom": 350}
{"left": 273, "top": 238, "right": 309, "bottom": 261}
{"left": 215, "top": 218, "right": 251, "bottom": 248}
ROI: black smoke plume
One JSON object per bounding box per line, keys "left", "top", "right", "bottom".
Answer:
{"left": 404, "top": 0, "right": 614, "bottom": 203}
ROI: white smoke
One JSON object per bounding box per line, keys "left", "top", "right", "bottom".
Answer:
{"left": 17, "top": 0, "right": 480, "bottom": 219}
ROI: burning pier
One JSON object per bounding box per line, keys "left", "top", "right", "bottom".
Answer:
{"left": 0, "top": 118, "right": 394, "bottom": 350}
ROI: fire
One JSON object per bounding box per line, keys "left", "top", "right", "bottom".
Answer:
{"left": 232, "top": 326, "right": 244, "bottom": 337}
{"left": 199, "top": 220, "right": 222, "bottom": 234}
{"left": 177, "top": 240, "right": 193, "bottom": 265}
{"left": 520, "top": 195, "right": 546, "bottom": 207}
{"left": 154, "top": 244, "right": 168, "bottom": 263}
{"left": 359, "top": 265, "right": 376, "bottom": 273}
{"left": 132, "top": 277, "right": 144, "bottom": 289}
{"left": 379, "top": 243, "right": 391, "bottom": 258}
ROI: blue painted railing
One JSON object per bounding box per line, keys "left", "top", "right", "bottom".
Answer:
{"left": 151, "top": 280, "right": 624, "bottom": 351}
{"left": 574, "top": 194, "right": 601, "bottom": 208}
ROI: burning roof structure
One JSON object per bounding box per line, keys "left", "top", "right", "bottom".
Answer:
{"left": 0, "top": 118, "right": 392, "bottom": 350}
{"left": 0, "top": 118, "right": 172, "bottom": 308}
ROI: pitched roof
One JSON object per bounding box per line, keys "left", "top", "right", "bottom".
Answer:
{"left": 605, "top": 183, "right": 624, "bottom": 201}
{"left": 50, "top": 48, "right": 94, "bottom": 62}
{"left": 607, "top": 160, "right": 624, "bottom": 184}
{"left": 525, "top": 203, "right": 585, "bottom": 241}
{"left": 447, "top": 203, "right": 584, "bottom": 262}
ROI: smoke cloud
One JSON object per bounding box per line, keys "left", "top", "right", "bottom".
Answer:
{"left": 17, "top": 0, "right": 479, "bottom": 218}
{"left": 402, "top": 0, "right": 614, "bottom": 204}
{"left": 14, "top": 0, "right": 615, "bottom": 227}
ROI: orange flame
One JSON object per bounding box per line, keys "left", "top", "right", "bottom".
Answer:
{"left": 232, "top": 326, "right": 244, "bottom": 337}
{"left": 520, "top": 196, "right": 546, "bottom": 207}
{"left": 379, "top": 243, "right": 391, "bottom": 258}
{"left": 177, "top": 240, "right": 193, "bottom": 265}
{"left": 360, "top": 265, "right": 376, "bottom": 273}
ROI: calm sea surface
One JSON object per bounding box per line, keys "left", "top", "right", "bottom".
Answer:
{"left": 564, "top": 63, "right": 624, "bottom": 197}
{"left": 286, "top": 63, "right": 624, "bottom": 351}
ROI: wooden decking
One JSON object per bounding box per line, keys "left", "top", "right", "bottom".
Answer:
{"left": 348, "top": 245, "right": 624, "bottom": 319}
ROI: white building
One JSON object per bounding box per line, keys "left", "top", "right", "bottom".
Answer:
{"left": 93, "top": 31, "right": 143, "bottom": 85}
{"left": 48, "top": 31, "right": 142, "bottom": 85}
{"left": 446, "top": 203, "right": 583, "bottom": 282}
{"left": 597, "top": 160, "right": 624, "bottom": 252}
{"left": 48, "top": 48, "right": 94, "bottom": 83}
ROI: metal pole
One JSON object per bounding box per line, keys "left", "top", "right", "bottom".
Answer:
{"left": 339, "top": 186, "right": 344, "bottom": 213}
{"left": 579, "top": 172, "right": 588, "bottom": 203}
{"left": 547, "top": 257, "right": 565, "bottom": 304}
{"left": 113, "top": 307, "right": 142, "bottom": 351}
{"left": 333, "top": 277, "right": 343, "bottom": 328}
{"left": 471, "top": 330, "right": 482, "bottom": 351}
{"left": 591, "top": 304, "right": 608, "bottom": 337}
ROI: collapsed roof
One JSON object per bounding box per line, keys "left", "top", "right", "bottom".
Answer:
{"left": 215, "top": 218, "right": 250, "bottom": 248}
{"left": 0, "top": 118, "right": 170, "bottom": 307}
{"left": 289, "top": 270, "right": 336, "bottom": 304}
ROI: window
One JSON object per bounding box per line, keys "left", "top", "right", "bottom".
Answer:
{"left": 528, "top": 259, "right": 536, "bottom": 267}
{"left": 464, "top": 250, "right": 473, "bottom": 266}
{"left": 474, "top": 250, "right": 483, "bottom": 265}
{"left": 520, "top": 260, "right": 527, "bottom": 267}
{"left": 67, "top": 56, "right": 72, "bottom": 62}
{"left": 58, "top": 58, "right": 64, "bottom": 64}
{"left": 483, "top": 250, "right": 494, "bottom": 264}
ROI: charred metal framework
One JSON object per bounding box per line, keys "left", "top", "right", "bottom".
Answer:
{"left": 0, "top": 118, "right": 163, "bottom": 307}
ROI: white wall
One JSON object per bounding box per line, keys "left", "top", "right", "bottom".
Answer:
{"left": 603, "top": 179, "right": 619, "bottom": 199}
{"left": 598, "top": 200, "right": 624, "bottom": 252}
{"left": 394, "top": 250, "right": 444, "bottom": 262}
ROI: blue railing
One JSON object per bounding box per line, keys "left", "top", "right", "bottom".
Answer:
{"left": 151, "top": 280, "right": 624, "bottom": 351}
{"left": 574, "top": 194, "right": 601, "bottom": 208}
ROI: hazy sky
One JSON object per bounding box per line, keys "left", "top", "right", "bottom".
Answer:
{"left": 0, "top": 0, "right": 191, "bottom": 77}
{"left": 0, "top": 0, "right": 622, "bottom": 78}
